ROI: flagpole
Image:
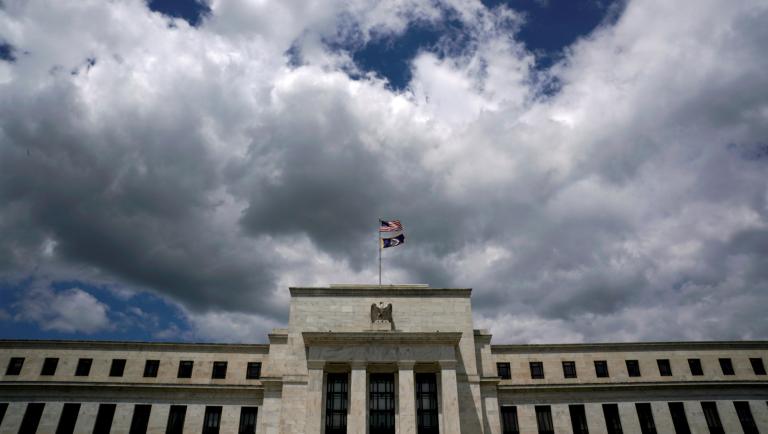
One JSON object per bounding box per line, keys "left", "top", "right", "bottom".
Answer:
{"left": 378, "top": 218, "right": 382, "bottom": 286}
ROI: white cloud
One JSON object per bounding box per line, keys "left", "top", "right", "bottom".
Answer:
{"left": 14, "top": 286, "right": 112, "bottom": 334}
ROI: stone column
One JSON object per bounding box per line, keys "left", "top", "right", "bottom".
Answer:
{"left": 439, "top": 360, "right": 462, "bottom": 434}
{"left": 305, "top": 361, "right": 325, "bottom": 434}
{"left": 348, "top": 361, "right": 368, "bottom": 434}
{"left": 398, "top": 361, "right": 417, "bottom": 434}
{"left": 257, "top": 379, "right": 283, "bottom": 434}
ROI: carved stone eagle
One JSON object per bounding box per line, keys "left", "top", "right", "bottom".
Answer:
{"left": 370, "top": 301, "right": 393, "bottom": 323}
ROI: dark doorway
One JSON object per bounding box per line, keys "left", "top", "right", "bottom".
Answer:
{"left": 369, "top": 373, "right": 395, "bottom": 434}
{"left": 325, "top": 373, "right": 349, "bottom": 434}
{"left": 416, "top": 373, "right": 439, "bottom": 434}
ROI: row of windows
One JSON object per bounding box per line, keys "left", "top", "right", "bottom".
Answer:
{"left": 4, "top": 357, "right": 262, "bottom": 380}
{"left": 0, "top": 402, "right": 257, "bottom": 434}
{"left": 501, "top": 401, "right": 763, "bottom": 434}
{"left": 496, "top": 357, "right": 767, "bottom": 380}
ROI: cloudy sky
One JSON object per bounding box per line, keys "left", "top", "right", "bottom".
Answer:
{"left": 1, "top": 0, "right": 767, "bottom": 344}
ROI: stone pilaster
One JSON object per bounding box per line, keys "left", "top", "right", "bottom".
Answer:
{"left": 347, "top": 361, "right": 368, "bottom": 434}
{"left": 305, "top": 361, "right": 325, "bottom": 434}
{"left": 397, "top": 361, "right": 417, "bottom": 434}
{"left": 439, "top": 360, "right": 461, "bottom": 434}
{"left": 257, "top": 379, "right": 283, "bottom": 434}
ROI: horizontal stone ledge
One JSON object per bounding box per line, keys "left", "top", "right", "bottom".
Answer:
{"left": 289, "top": 286, "right": 471, "bottom": 298}
{"left": 302, "top": 331, "right": 463, "bottom": 345}
{"left": 491, "top": 340, "right": 768, "bottom": 353}
{"left": 497, "top": 380, "right": 768, "bottom": 393}
{"left": 0, "top": 339, "right": 270, "bottom": 353}
{"left": 0, "top": 381, "right": 266, "bottom": 391}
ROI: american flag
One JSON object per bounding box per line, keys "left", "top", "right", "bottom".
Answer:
{"left": 380, "top": 220, "right": 403, "bottom": 232}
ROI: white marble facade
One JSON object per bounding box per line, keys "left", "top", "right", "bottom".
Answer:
{"left": 1, "top": 284, "right": 768, "bottom": 434}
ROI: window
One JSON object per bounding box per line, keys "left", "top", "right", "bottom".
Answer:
{"left": 143, "top": 360, "right": 159, "bottom": 378}
{"left": 668, "top": 402, "right": 691, "bottom": 434}
{"left": 535, "top": 405, "right": 554, "bottom": 434}
{"left": 246, "top": 362, "right": 261, "bottom": 379}
{"left": 19, "top": 403, "right": 45, "bottom": 434}
{"left": 238, "top": 407, "right": 258, "bottom": 434}
{"left": 719, "top": 358, "right": 734, "bottom": 375}
{"left": 416, "top": 373, "right": 439, "bottom": 434}
{"left": 657, "top": 359, "right": 672, "bottom": 376}
{"left": 211, "top": 361, "right": 228, "bottom": 379}
{"left": 203, "top": 406, "right": 222, "bottom": 434}
{"left": 530, "top": 362, "right": 544, "bottom": 379}
{"left": 500, "top": 406, "right": 519, "bottom": 434}
{"left": 129, "top": 405, "right": 152, "bottom": 434}
{"left": 688, "top": 359, "right": 703, "bottom": 376}
{"left": 0, "top": 403, "right": 8, "bottom": 427}
{"left": 325, "top": 373, "right": 348, "bottom": 434}
{"left": 568, "top": 405, "right": 589, "bottom": 434}
{"left": 595, "top": 360, "right": 609, "bottom": 378}
{"left": 41, "top": 357, "right": 59, "bottom": 376}
{"left": 110, "top": 359, "right": 126, "bottom": 377}
{"left": 177, "top": 360, "right": 193, "bottom": 378}
{"left": 56, "top": 403, "right": 81, "bottom": 434}
{"left": 93, "top": 403, "right": 117, "bottom": 434}
{"left": 626, "top": 360, "right": 641, "bottom": 377}
{"left": 701, "top": 402, "right": 724, "bottom": 434}
{"left": 563, "top": 361, "right": 577, "bottom": 379}
{"left": 635, "top": 403, "right": 657, "bottom": 434}
{"left": 165, "top": 405, "right": 187, "bottom": 434}
{"left": 75, "top": 358, "right": 92, "bottom": 376}
{"left": 734, "top": 402, "right": 759, "bottom": 434}
{"left": 369, "top": 373, "right": 395, "bottom": 434}
{"left": 750, "top": 358, "right": 766, "bottom": 375}
{"left": 603, "top": 404, "right": 623, "bottom": 434}
{"left": 497, "top": 362, "right": 511, "bottom": 379}
{"left": 6, "top": 357, "right": 24, "bottom": 375}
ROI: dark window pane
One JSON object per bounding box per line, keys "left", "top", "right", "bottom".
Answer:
{"left": 719, "top": 358, "right": 734, "bottom": 375}
{"left": 595, "top": 361, "right": 609, "bottom": 378}
{"left": 75, "top": 358, "right": 92, "bottom": 376}
{"left": 203, "top": 406, "right": 222, "bottom": 434}
{"left": 19, "top": 403, "right": 45, "bottom": 434}
{"left": 750, "top": 358, "right": 766, "bottom": 375}
{"left": 165, "top": 405, "right": 186, "bottom": 434}
{"left": 501, "top": 407, "right": 519, "bottom": 434}
{"left": 535, "top": 406, "right": 554, "bottom": 434}
{"left": 56, "top": 403, "right": 81, "bottom": 434}
{"left": 109, "top": 359, "right": 126, "bottom": 377}
{"left": 416, "top": 373, "right": 439, "bottom": 434}
{"left": 41, "top": 357, "right": 59, "bottom": 376}
{"left": 701, "top": 402, "right": 724, "bottom": 434}
{"left": 497, "top": 363, "right": 511, "bottom": 380}
{"left": 144, "top": 360, "right": 159, "bottom": 378}
{"left": 6, "top": 357, "right": 24, "bottom": 375}
{"left": 603, "top": 404, "right": 623, "bottom": 434}
{"left": 369, "top": 373, "right": 395, "bottom": 434}
{"left": 178, "top": 361, "right": 193, "bottom": 378}
{"left": 325, "top": 373, "right": 348, "bottom": 434}
{"left": 0, "top": 403, "right": 8, "bottom": 427}
{"left": 635, "top": 403, "right": 657, "bottom": 434}
{"left": 734, "top": 402, "right": 759, "bottom": 434}
{"left": 245, "top": 362, "right": 261, "bottom": 380}
{"left": 668, "top": 402, "right": 691, "bottom": 434}
{"left": 563, "top": 361, "right": 577, "bottom": 379}
{"left": 688, "top": 359, "right": 703, "bottom": 376}
{"left": 657, "top": 359, "right": 672, "bottom": 376}
{"left": 626, "top": 360, "right": 641, "bottom": 377}
{"left": 129, "top": 405, "right": 151, "bottom": 434}
{"left": 239, "top": 407, "right": 258, "bottom": 434}
{"left": 212, "top": 361, "right": 227, "bottom": 379}
{"left": 93, "top": 403, "right": 117, "bottom": 434}
{"left": 569, "top": 404, "right": 589, "bottom": 434}
{"left": 530, "top": 362, "right": 544, "bottom": 379}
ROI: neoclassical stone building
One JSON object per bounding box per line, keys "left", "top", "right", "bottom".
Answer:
{"left": 1, "top": 284, "right": 768, "bottom": 434}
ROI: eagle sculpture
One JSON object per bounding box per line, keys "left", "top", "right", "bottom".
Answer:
{"left": 370, "top": 301, "right": 393, "bottom": 323}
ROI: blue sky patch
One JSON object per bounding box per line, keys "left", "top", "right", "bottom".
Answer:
{"left": 147, "top": 0, "right": 210, "bottom": 27}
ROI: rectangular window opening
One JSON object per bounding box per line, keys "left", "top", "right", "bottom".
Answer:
{"left": 203, "top": 406, "right": 222, "bottom": 434}
{"left": 41, "top": 357, "right": 59, "bottom": 376}
{"left": 657, "top": 359, "right": 672, "bottom": 376}
{"left": 635, "top": 403, "right": 657, "bottom": 434}
{"left": 110, "top": 359, "right": 126, "bottom": 377}
{"left": 325, "top": 373, "right": 348, "bottom": 434}
{"left": 0, "top": 403, "right": 8, "bottom": 427}
{"left": 56, "top": 403, "right": 81, "bottom": 434}
{"left": 143, "top": 360, "right": 159, "bottom": 378}
{"left": 500, "top": 406, "right": 519, "bottom": 434}
{"left": 497, "top": 362, "right": 511, "bottom": 380}
{"left": 212, "top": 361, "right": 228, "bottom": 379}
{"left": 734, "top": 401, "right": 759, "bottom": 434}
{"left": 563, "top": 361, "right": 577, "bottom": 379}
{"left": 530, "top": 362, "right": 545, "bottom": 379}
{"left": 165, "top": 405, "right": 187, "bottom": 434}
{"left": 238, "top": 407, "right": 258, "bottom": 434}
{"left": 535, "top": 405, "right": 554, "bottom": 434}
{"left": 75, "top": 358, "right": 93, "bottom": 377}
{"left": 626, "top": 360, "right": 641, "bottom": 377}
{"left": 701, "top": 402, "right": 724, "bottom": 434}
{"left": 603, "top": 403, "right": 623, "bottom": 434}
{"left": 6, "top": 357, "right": 24, "bottom": 375}
{"left": 668, "top": 402, "right": 691, "bottom": 434}
{"left": 177, "top": 360, "right": 193, "bottom": 378}
{"left": 19, "top": 403, "right": 45, "bottom": 434}
{"left": 416, "top": 373, "right": 439, "bottom": 434}
{"left": 688, "top": 359, "right": 703, "bottom": 376}
{"left": 568, "top": 404, "right": 589, "bottom": 434}
{"left": 369, "top": 373, "right": 395, "bottom": 434}
{"left": 750, "top": 358, "right": 766, "bottom": 375}
{"left": 129, "top": 405, "right": 152, "bottom": 434}
{"left": 93, "top": 403, "right": 117, "bottom": 434}
{"left": 595, "top": 360, "right": 609, "bottom": 378}
{"left": 719, "top": 358, "right": 735, "bottom": 375}
{"left": 246, "top": 362, "right": 261, "bottom": 379}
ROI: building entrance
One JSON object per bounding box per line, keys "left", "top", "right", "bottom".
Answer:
{"left": 369, "top": 373, "right": 395, "bottom": 434}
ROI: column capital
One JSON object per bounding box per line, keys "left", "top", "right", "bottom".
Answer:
{"left": 350, "top": 360, "right": 367, "bottom": 370}
{"left": 307, "top": 360, "right": 325, "bottom": 370}
{"left": 398, "top": 360, "right": 416, "bottom": 369}
{"left": 438, "top": 360, "right": 458, "bottom": 370}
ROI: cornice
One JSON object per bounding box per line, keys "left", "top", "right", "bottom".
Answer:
{"left": 497, "top": 380, "right": 768, "bottom": 393}
{"left": 302, "top": 331, "right": 463, "bottom": 346}
{"left": 0, "top": 381, "right": 264, "bottom": 391}
{"left": 0, "top": 339, "right": 270, "bottom": 353}
{"left": 491, "top": 341, "right": 768, "bottom": 353}
{"left": 290, "top": 286, "right": 471, "bottom": 298}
